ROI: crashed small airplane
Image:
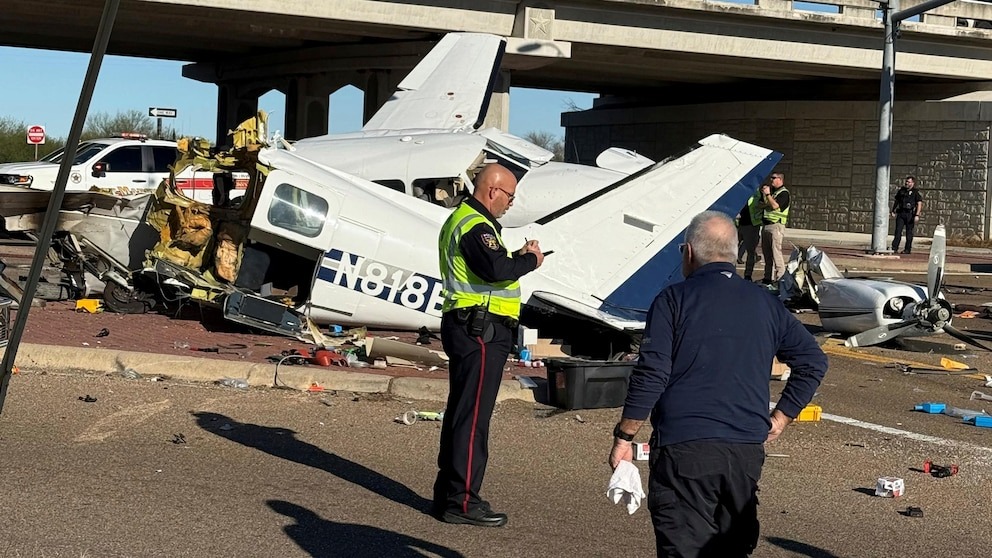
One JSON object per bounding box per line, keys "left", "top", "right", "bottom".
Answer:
{"left": 1, "top": 113, "right": 778, "bottom": 351}
{"left": 0, "top": 32, "right": 780, "bottom": 353}
{"left": 784, "top": 225, "right": 992, "bottom": 351}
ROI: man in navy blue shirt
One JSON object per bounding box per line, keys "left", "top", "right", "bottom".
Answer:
{"left": 608, "top": 210, "right": 827, "bottom": 557}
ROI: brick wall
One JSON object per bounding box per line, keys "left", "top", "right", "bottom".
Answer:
{"left": 563, "top": 101, "right": 992, "bottom": 239}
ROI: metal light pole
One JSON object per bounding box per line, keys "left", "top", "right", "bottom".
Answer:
{"left": 871, "top": 0, "right": 968, "bottom": 253}
{"left": 871, "top": 0, "right": 899, "bottom": 253}
{"left": 0, "top": 0, "right": 121, "bottom": 415}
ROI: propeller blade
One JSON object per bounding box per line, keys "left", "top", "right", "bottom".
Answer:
{"left": 943, "top": 323, "right": 992, "bottom": 352}
{"left": 927, "top": 224, "right": 946, "bottom": 304}
{"left": 845, "top": 320, "right": 919, "bottom": 348}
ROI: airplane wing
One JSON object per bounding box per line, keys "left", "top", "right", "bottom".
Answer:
{"left": 505, "top": 135, "right": 782, "bottom": 330}
{"left": 362, "top": 33, "right": 506, "bottom": 132}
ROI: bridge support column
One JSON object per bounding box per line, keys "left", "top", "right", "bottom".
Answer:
{"left": 482, "top": 71, "right": 511, "bottom": 131}
{"left": 216, "top": 83, "right": 260, "bottom": 147}
{"left": 362, "top": 70, "right": 403, "bottom": 125}
{"left": 285, "top": 75, "right": 339, "bottom": 140}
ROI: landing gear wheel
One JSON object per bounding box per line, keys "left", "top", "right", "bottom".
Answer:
{"left": 103, "top": 282, "right": 151, "bottom": 314}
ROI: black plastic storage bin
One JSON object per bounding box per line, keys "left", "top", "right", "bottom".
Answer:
{"left": 546, "top": 358, "right": 634, "bottom": 410}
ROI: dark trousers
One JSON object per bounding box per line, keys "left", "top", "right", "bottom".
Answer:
{"left": 892, "top": 212, "right": 916, "bottom": 253}
{"left": 648, "top": 441, "right": 765, "bottom": 558}
{"left": 433, "top": 312, "right": 512, "bottom": 514}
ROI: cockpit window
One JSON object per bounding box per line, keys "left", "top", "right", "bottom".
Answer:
{"left": 267, "top": 183, "right": 328, "bottom": 238}
{"left": 413, "top": 177, "right": 466, "bottom": 208}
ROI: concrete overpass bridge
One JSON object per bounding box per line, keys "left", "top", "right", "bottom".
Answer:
{"left": 5, "top": 0, "right": 992, "bottom": 236}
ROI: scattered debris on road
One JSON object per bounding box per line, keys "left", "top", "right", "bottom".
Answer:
{"left": 875, "top": 477, "right": 905, "bottom": 498}
{"left": 923, "top": 459, "right": 958, "bottom": 478}
{"left": 902, "top": 506, "right": 924, "bottom": 518}
{"left": 396, "top": 410, "right": 444, "bottom": 425}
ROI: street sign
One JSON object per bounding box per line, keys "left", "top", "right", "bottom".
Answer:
{"left": 26, "top": 125, "right": 46, "bottom": 145}
{"left": 148, "top": 107, "right": 177, "bottom": 118}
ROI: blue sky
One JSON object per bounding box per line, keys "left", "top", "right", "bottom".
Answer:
{"left": 0, "top": 46, "right": 595, "bottom": 143}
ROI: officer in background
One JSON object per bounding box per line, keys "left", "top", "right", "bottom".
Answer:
{"left": 736, "top": 187, "right": 764, "bottom": 281}
{"left": 891, "top": 175, "right": 923, "bottom": 254}
{"left": 433, "top": 163, "right": 544, "bottom": 527}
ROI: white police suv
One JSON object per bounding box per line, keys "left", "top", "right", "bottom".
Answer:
{"left": 0, "top": 134, "right": 178, "bottom": 196}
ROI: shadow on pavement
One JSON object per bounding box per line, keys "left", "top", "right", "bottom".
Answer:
{"left": 269, "top": 500, "right": 465, "bottom": 558}
{"left": 765, "top": 536, "right": 841, "bottom": 558}
{"left": 193, "top": 412, "right": 431, "bottom": 513}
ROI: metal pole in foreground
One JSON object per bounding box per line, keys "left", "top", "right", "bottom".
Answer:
{"left": 0, "top": 0, "right": 122, "bottom": 415}
{"left": 871, "top": 0, "right": 899, "bottom": 254}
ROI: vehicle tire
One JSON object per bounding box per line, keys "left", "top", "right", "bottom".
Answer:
{"left": 103, "top": 282, "right": 152, "bottom": 314}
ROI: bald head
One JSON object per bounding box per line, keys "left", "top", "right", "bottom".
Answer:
{"left": 682, "top": 211, "right": 738, "bottom": 275}
{"left": 473, "top": 163, "right": 518, "bottom": 218}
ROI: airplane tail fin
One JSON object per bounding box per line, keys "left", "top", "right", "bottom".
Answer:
{"left": 514, "top": 135, "right": 781, "bottom": 328}
{"left": 362, "top": 33, "right": 506, "bottom": 132}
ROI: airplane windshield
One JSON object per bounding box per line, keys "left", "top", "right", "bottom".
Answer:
{"left": 40, "top": 142, "right": 112, "bottom": 165}
{"left": 267, "top": 183, "right": 328, "bottom": 238}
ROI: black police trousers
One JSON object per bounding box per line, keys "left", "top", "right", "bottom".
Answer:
{"left": 892, "top": 212, "right": 916, "bottom": 253}
{"left": 649, "top": 441, "right": 765, "bottom": 558}
{"left": 433, "top": 310, "right": 513, "bottom": 514}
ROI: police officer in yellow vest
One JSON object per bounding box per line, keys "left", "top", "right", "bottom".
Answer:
{"left": 433, "top": 163, "right": 543, "bottom": 527}
{"left": 760, "top": 172, "right": 790, "bottom": 285}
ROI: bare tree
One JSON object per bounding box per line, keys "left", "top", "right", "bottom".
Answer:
{"left": 522, "top": 130, "right": 565, "bottom": 162}
{"left": 83, "top": 109, "right": 173, "bottom": 140}
{"left": 562, "top": 97, "right": 590, "bottom": 112}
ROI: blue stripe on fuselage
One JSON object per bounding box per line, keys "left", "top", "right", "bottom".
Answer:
{"left": 599, "top": 152, "right": 783, "bottom": 321}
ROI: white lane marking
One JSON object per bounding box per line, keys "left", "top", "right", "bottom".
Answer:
{"left": 820, "top": 412, "right": 992, "bottom": 454}
{"left": 75, "top": 399, "right": 173, "bottom": 442}
{"left": 772, "top": 402, "right": 992, "bottom": 454}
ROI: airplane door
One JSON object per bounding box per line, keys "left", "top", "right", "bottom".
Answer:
{"left": 309, "top": 222, "right": 384, "bottom": 320}
{"left": 250, "top": 169, "right": 342, "bottom": 253}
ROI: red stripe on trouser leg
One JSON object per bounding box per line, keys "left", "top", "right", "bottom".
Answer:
{"left": 463, "top": 336, "right": 486, "bottom": 513}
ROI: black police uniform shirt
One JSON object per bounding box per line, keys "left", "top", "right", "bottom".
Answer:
{"left": 456, "top": 196, "right": 538, "bottom": 284}
{"left": 893, "top": 187, "right": 923, "bottom": 215}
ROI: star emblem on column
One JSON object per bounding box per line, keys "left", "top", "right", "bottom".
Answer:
{"left": 529, "top": 14, "right": 552, "bottom": 38}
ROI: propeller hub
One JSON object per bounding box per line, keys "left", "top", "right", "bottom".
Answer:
{"left": 921, "top": 303, "right": 952, "bottom": 331}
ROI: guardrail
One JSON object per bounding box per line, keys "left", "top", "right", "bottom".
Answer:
{"left": 725, "top": 0, "right": 992, "bottom": 27}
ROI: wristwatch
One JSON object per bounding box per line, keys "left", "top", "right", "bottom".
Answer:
{"left": 613, "top": 423, "right": 635, "bottom": 442}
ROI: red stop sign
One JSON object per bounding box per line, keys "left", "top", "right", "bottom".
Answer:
{"left": 26, "top": 125, "right": 46, "bottom": 145}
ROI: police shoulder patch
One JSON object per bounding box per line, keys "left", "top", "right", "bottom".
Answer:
{"left": 481, "top": 233, "right": 500, "bottom": 251}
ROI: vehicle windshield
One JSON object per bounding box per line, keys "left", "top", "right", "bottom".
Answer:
{"left": 39, "top": 142, "right": 112, "bottom": 165}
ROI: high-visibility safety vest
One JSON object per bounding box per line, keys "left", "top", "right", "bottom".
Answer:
{"left": 746, "top": 191, "right": 764, "bottom": 224}
{"left": 438, "top": 202, "right": 522, "bottom": 319}
{"left": 764, "top": 187, "right": 790, "bottom": 225}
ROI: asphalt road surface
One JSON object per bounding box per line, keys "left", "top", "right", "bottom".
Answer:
{"left": 2, "top": 272, "right": 992, "bottom": 557}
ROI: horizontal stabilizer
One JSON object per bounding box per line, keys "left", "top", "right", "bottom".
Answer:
{"left": 513, "top": 135, "right": 780, "bottom": 325}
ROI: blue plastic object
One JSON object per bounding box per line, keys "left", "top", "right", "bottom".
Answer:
{"left": 967, "top": 415, "right": 992, "bottom": 428}
{"left": 914, "top": 402, "right": 946, "bottom": 414}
